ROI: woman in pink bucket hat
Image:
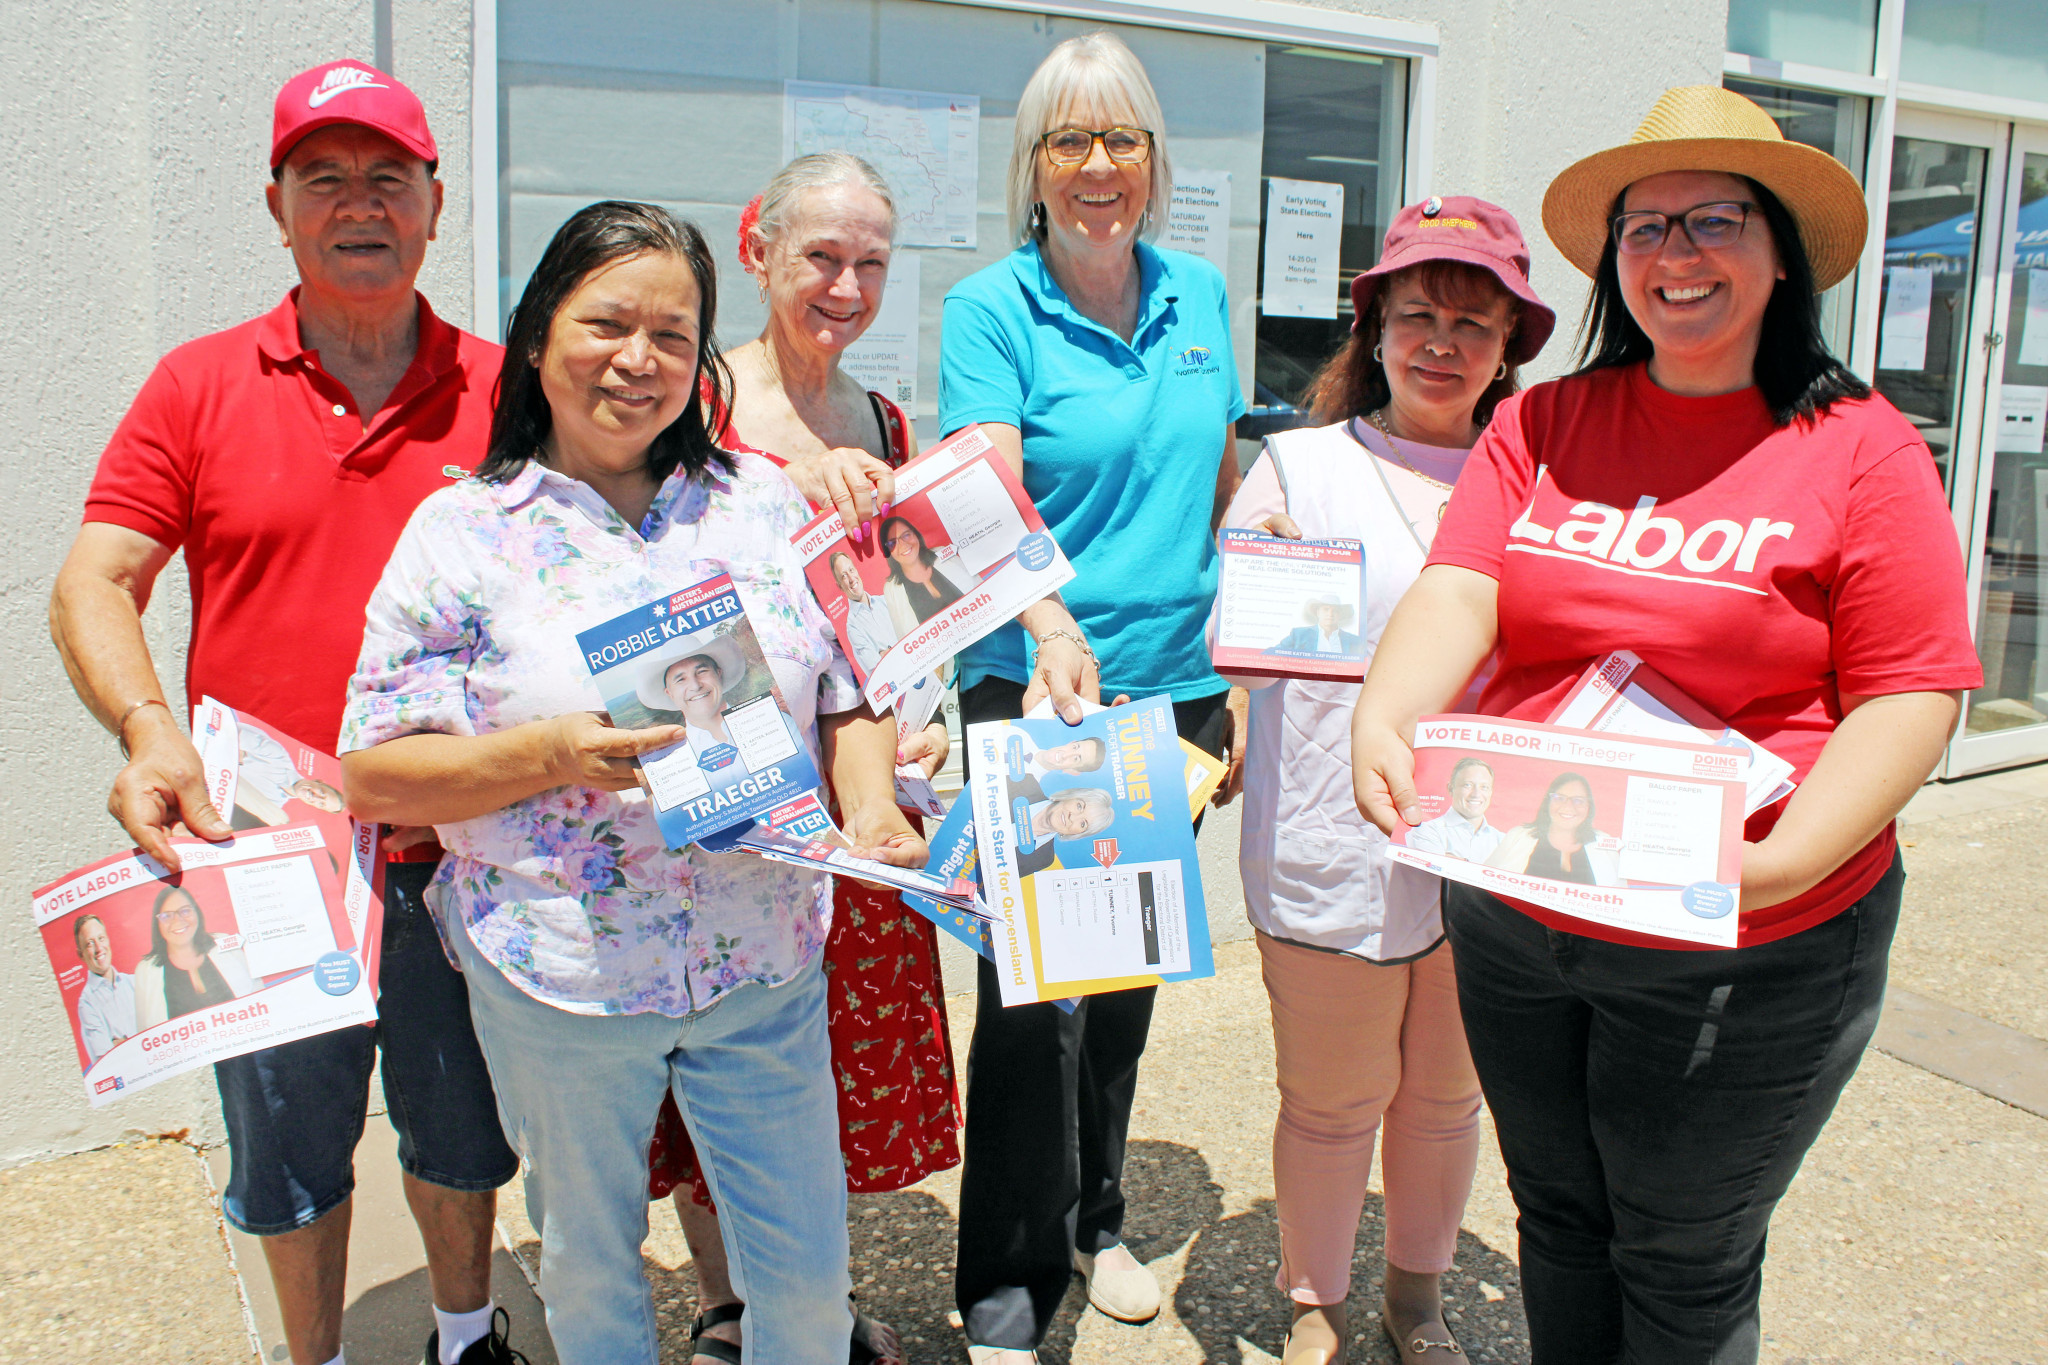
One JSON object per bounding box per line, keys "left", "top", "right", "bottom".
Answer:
{"left": 1207, "top": 193, "right": 1553, "bottom": 1364}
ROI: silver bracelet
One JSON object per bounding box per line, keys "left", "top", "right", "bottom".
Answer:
{"left": 1037, "top": 628, "right": 1096, "bottom": 661}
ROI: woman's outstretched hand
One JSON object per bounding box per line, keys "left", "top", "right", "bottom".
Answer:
{"left": 1258, "top": 512, "right": 1304, "bottom": 541}
{"left": 783, "top": 446, "right": 897, "bottom": 540}
{"left": 544, "top": 712, "right": 686, "bottom": 792}
{"left": 899, "top": 722, "right": 950, "bottom": 780}
{"left": 842, "top": 799, "right": 931, "bottom": 871}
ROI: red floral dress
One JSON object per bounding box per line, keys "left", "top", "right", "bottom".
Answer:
{"left": 649, "top": 391, "right": 961, "bottom": 1203}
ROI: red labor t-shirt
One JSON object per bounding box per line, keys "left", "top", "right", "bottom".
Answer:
{"left": 84, "top": 290, "right": 503, "bottom": 758}
{"left": 1427, "top": 362, "right": 1982, "bottom": 947}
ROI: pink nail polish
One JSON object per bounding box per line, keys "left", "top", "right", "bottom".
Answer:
{"left": 852, "top": 523, "right": 864, "bottom": 543}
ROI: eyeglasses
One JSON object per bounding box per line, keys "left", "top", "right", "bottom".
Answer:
{"left": 1610, "top": 201, "right": 1756, "bottom": 256}
{"left": 1040, "top": 126, "right": 1153, "bottom": 166}
{"left": 1547, "top": 793, "right": 1590, "bottom": 809}
{"left": 156, "top": 904, "right": 197, "bottom": 922}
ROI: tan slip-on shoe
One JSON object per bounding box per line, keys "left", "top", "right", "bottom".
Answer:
{"left": 1072, "top": 1244, "right": 1162, "bottom": 1323}
{"left": 965, "top": 1347, "right": 1039, "bottom": 1363}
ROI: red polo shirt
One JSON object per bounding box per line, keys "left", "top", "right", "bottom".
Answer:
{"left": 84, "top": 289, "right": 503, "bottom": 756}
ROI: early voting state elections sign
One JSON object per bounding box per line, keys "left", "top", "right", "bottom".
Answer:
{"left": 576, "top": 573, "right": 822, "bottom": 849}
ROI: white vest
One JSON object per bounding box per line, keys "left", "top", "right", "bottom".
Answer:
{"left": 1235, "top": 421, "right": 1447, "bottom": 962}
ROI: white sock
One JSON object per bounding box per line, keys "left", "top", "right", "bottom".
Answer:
{"left": 317, "top": 1352, "right": 345, "bottom": 1365}
{"left": 435, "top": 1303, "right": 495, "bottom": 1364}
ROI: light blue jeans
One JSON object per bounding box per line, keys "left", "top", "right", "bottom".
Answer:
{"left": 455, "top": 926, "right": 853, "bottom": 1365}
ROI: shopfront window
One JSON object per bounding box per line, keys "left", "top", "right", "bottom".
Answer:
{"left": 1726, "top": 0, "right": 1879, "bottom": 75}
{"left": 1725, "top": 77, "right": 1866, "bottom": 353}
{"left": 1247, "top": 47, "right": 1406, "bottom": 433}
{"left": 1902, "top": 0, "right": 2048, "bottom": 105}
{"left": 1968, "top": 153, "right": 2048, "bottom": 737}
{"left": 494, "top": 0, "right": 1408, "bottom": 440}
{"left": 1875, "top": 136, "right": 1987, "bottom": 492}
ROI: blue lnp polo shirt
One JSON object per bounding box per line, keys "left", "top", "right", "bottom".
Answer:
{"left": 939, "top": 239, "right": 1245, "bottom": 702}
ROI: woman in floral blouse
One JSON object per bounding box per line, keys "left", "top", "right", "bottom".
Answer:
{"left": 339, "top": 200, "right": 924, "bottom": 1365}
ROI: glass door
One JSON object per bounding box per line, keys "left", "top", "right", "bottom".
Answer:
{"left": 1953, "top": 124, "right": 2048, "bottom": 775}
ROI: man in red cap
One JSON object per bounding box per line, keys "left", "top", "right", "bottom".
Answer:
{"left": 50, "top": 60, "right": 520, "bottom": 1365}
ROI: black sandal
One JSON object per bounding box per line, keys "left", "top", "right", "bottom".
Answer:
{"left": 689, "top": 1303, "right": 744, "bottom": 1365}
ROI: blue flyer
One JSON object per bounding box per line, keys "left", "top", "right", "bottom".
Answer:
{"left": 574, "top": 573, "right": 821, "bottom": 850}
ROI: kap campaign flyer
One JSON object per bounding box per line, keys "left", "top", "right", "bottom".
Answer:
{"left": 791, "top": 423, "right": 1075, "bottom": 712}
{"left": 1386, "top": 715, "right": 1748, "bottom": 947}
{"left": 1211, "top": 529, "right": 1369, "bottom": 681}
{"left": 966, "top": 696, "right": 1215, "bottom": 1006}
{"left": 576, "top": 573, "right": 822, "bottom": 849}
{"left": 31, "top": 700, "right": 387, "bottom": 1106}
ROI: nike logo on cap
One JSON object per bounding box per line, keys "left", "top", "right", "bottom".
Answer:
{"left": 308, "top": 66, "right": 386, "bottom": 108}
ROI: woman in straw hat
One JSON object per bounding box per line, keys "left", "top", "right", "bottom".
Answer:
{"left": 1350, "top": 86, "right": 1981, "bottom": 1360}
{"left": 1213, "top": 194, "right": 1553, "bottom": 1364}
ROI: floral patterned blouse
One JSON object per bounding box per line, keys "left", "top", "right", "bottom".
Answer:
{"left": 338, "top": 453, "right": 863, "bottom": 1017}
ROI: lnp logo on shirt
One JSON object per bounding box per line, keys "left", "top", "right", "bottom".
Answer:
{"left": 1174, "top": 344, "right": 1218, "bottom": 377}
{"left": 1507, "top": 464, "right": 1792, "bottom": 597}
{"left": 308, "top": 66, "right": 387, "bottom": 108}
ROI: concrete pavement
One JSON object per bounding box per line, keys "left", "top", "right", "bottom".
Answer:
{"left": 7, "top": 768, "right": 2046, "bottom": 1364}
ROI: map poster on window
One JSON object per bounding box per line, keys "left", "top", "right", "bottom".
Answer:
{"left": 784, "top": 80, "right": 979, "bottom": 249}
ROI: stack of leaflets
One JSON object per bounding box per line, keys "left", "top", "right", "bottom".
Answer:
{"left": 964, "top": 696, "right": 1217, "bottom": 1005}
{"left": 575, "top": 573, "right": 823, "bottom": 849}
{"left": 1548, "top": 650, "right": 1795, "bottom": 816}
{"left": 791, "top": 423, "right": 1076, "bottom": 714}
{"left": 698, "top": 792, "right": 976, "bottom": 907}
{"left": 1211, "top": 529, "right": 1369, "bottom": 681}
{"left": 1386, "top": 714, "right": 1748, "bottom": 946}
{"left": 31, "top": 700, "right": 382, "bottom": 1105}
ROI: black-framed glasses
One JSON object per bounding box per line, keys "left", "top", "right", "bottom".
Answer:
{"left": 1040, "top": 126, "right": 1154, "bottom": 166}
{"left": 1610, "top": 201, "right": 1756, "bottom": 256}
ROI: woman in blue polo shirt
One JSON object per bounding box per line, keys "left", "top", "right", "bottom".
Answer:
{"left": 937, "top": 31, "right": 1244, "bottom": 1365}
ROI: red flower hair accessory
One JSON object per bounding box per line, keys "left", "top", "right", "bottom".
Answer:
{"left": 737, "top": 194, "right": 764, "bottom": 274}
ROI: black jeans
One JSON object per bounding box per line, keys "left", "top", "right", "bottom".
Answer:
{"left": 953, "top": 676, "right": 1230, "bottom": 1349}
{"left": 1443, "top": 855, "right": 1903, "bottom": 1365}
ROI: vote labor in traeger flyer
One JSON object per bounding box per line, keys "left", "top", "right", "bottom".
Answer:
{"left": 1386, "top": 715, "right": 1748, "bottom": 947}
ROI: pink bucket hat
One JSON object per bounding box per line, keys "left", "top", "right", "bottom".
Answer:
{"left": 1349, "top": 195, "right": 1555, "bottom": 364}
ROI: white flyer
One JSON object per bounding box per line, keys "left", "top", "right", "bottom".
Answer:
{"left": 1166, "top": 171, "right": 1231, "bottom": 272}
{"left": 1261, "top": 178, "right": 1344, "bottom": 320}
{"left": 1996, "top": 383, "right": 2048, "bottom": 454}
{"left": 784, "top": 80, "right": 978, "bottom": 249}
{"left": 1878, "top": 266, "right": 1935, "bottom": 371}
{"left": 837, "top": 252, "right": 921, "bottom": 409}
{"left": 221, "top": 856, "right": 337, "bottom": 978}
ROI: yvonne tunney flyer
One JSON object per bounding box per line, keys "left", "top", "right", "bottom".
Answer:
{"left": 575, "top": 573, "right": 822, "bottom": 849}
{"left": 1385, "top": 715, "right": 1747, "bottom": 946}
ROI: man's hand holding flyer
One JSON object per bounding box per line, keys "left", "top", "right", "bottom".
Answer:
{"left": 33, "top": 701, "right": 383, "bottom": 1106}
{"left": 791, "top": 423, "right": 1076, "bottom": 712}
{"left": 1211, "top": 529, "right": 1368, "bottom": 681}
{"left": 1386, "top": 715, "right": 1747, "bottom": 946}
{"left": 575, "top": 573, "right": 823, "bottom": 849}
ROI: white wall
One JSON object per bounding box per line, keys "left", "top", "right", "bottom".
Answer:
{"left": 0, "top": 0, "right": 1722, "bottom": 1165}
{"left": 0, "top": 0, "right": 475, "bottom": 1166}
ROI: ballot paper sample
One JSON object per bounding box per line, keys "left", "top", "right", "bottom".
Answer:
{"left": 1548, "top": 651, "right": 1795, "bottom": 817}
{"left": 1211, "top": 530, "right": 1369, "bottom": 681}
{"left": 696, "top": 792, "right": 976, "bottom": 906}
{"left": 32, "top": 823, "right": 371, "bottom": 1106}
{"left": 576, "top": 574, "right": 822, "bottom": 849}
{"left": 1386, "top": 715, "right": 1747, "bottom": 947}
{"left": 967, "top": 695, "right": 1214, "bottom": 1005}
{"left": 791, "top": 424, "right": 1075, "bottom": 712}
{"left": 191, "top": 697, "right": 385, "bottom": 992}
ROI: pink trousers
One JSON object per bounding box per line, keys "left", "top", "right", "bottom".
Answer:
{"left": 1259, "top": 931, "right": 1482, "bottom": 1305}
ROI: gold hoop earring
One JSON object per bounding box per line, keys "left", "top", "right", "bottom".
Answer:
{"left": 1373, "top": 342, "right": 1384, "bottom": 363}
{"left": 1495, "top": 361, "right": 1508, "bottom": 381}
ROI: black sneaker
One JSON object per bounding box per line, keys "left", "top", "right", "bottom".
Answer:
{"left": 422, "top": 1306, "right": 529, "bottom": 1365}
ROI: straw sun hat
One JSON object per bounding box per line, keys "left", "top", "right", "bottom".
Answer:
{"left": 635, "top": 634, "right": 747, "bottom": 712}
{"left": 1541, "top": 85, "right": 1868, "bottom": 291}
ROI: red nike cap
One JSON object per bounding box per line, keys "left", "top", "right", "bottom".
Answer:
{"left": 271, "top": 60, "right": 438, "bottom": 171}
